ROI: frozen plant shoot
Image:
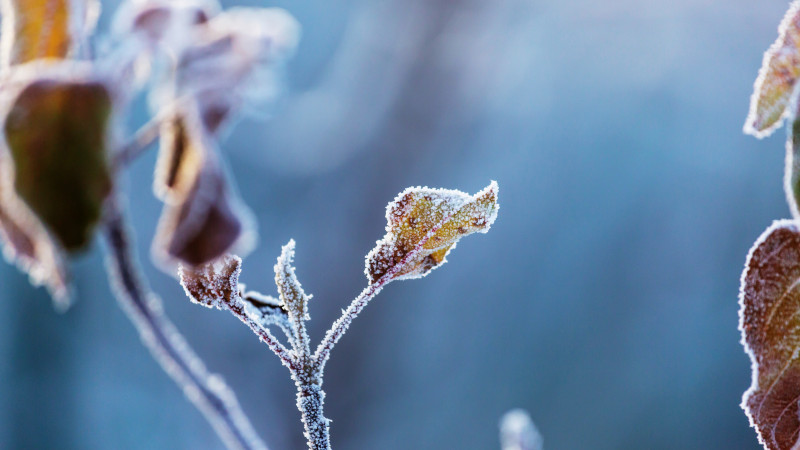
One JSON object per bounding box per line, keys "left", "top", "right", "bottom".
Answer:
{"left": 180, "top": 183, "right": 499, "bottom": 449}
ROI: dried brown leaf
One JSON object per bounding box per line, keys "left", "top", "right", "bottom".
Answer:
{"left": 180, "top": 253, "right": 241, "bottom": 309}
{"left": 740, "top": 220, "right": 800, "bottom": 449}
{"left": 745, "top": 2, "right": 800, "bottom": 138}
{"left": 152, "top": 106, "right": 254, "bottom": 269}
{"left": 366, "top": 181, "right": 499, "bottom": 284}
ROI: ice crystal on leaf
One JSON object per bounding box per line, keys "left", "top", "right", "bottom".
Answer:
{"left": 275, "top": 240, "right": 311, "bottom": 322}
{"left": 739, "top": 220, "right": 800, "bottom": 450}
{"left": 366, "top": 181, "right": 499, "bottom": 283}
{"left": 745, "top": 1, "right": 800, "bottom": 138}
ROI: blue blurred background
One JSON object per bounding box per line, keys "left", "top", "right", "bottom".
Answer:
{"left": 0, "top": 0, "right": 791, "bottom": 448}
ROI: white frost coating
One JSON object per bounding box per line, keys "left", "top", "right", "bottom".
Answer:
{"left": 274, "top": 239, "right": 312, "bottom": 359}
{"left": 104, "top": 213, "right": 267, "bottom": 450}
{"left": 500, "top": 409, "right": 543, "bottom": 450}
{"left": 365, "top": 180, "right": 499, "bottom": 283}
{"left": 738, "top": 219, "right": 800, "bottom": 448}
{"left": 744, "top": 1, "right": 800, "bottom": 138}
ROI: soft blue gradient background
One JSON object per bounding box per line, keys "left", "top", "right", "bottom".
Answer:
{"left": 0, "top": 0, "right": 789, "bottom": 448}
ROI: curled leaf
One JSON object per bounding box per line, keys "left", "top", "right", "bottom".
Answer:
{"left": 152, "top": 105, "right": 254, "bottom": 268}
{"left": 366, "top": 181, "right": 499, "bottom": 284}
{"left": 0, "top": 0, "right": 98, "bottom": 66}
{"left": 740, "top": 220, "right": 800, "bottom": 449}
{"left": 3, "top": 73, "right": 113, "bottom": 251}
{"left": 275, "top": 239, "right": 311, "bottom": 322}
{"left": 745, "top": 1, "right": 800, "bottom": 138}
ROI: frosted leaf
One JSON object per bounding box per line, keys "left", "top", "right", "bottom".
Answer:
{"left": 111, "top": 0, "right": 218, "bottom": 50}
{"left": 152, "top": 103, "right": 255, "bottom": 269}
{"left": 274, "top": 240, "right": 311, "bottom": 322}
{"left": 0, "top": 0, "right": 92, "bottom": 67}
{"left": 2, "top": 65, "right": 113, "bottom": 251}
{"left": 745, "top": 1, "right": 800, "bottom": 138}
{"left": 740, "top": 220, "right": 800, "bottom": 449}
{"left": 365, "top": 181, "right": 499, "bottom": 283}
{"left": 500, "top": 409, "right": 543, "bottom": 450}
{"left": 180, "top": 253, "right": 241, "bottom": 310}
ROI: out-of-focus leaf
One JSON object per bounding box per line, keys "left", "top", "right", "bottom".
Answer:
{"left": 152, "top": 107, "right": 254, "bottom": 268}
{"left": 112, "top": 0, "right": 214, "bottom": 48}
{"left": 739, "top": 220, "right": 800, "bottom": 449}
{"left": 168, "top": 6, "right": 299, "bottom": 132}
{"left": 0, "top": 0, "right": 99, "bottom": 66}
{"left": 499, "top": 409, "right": 543, "bottom": 450}
{"left": 365, "top": 181, "right": 499, "bottom": 284}
{"left": 745, "top": 1, "right": 800, "bottom": 138}
{"left": 0, "top": 148, "right": 70, "bottom": 306}
{"left": 4, "top": 77, "right": 113, "bottom": 251}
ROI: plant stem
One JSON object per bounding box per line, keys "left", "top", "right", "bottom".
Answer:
{"left": 295, "top": 379, "right": 331, "bottom": 450}
{"left": 102, "top": 199, "right": 267, "bottom": 450}
{"left": 112, "top": 114, "right": 163, "bottom": 169}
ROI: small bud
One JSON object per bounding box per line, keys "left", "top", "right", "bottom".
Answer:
{"left": 274, "top": 240, "right": 311, "bottom": 322}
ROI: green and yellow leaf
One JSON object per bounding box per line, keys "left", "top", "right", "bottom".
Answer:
{"left": 740, "top": 220, "right": 800, "bottom": 449}
{"left": 4, "top": 75, "right": 113, "bottom": 251}
{"left": 365, "top": 181, "right": 499, "bottom": 284}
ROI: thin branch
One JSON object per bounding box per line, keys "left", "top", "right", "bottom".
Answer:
{"left": 313, "top": 218, "right": 451, "bottom": 372}
{"left": 223, "top": 293, "right": 299, "bottom": 371}
{"left": 112, "top": 114, "right": 163, "bottom": 169}
{"left": 102, "top": 199, "right": 267, "bottom": 450}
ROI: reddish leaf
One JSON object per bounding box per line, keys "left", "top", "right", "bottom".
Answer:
{"left": 740, "top": 220, "right": 800, "bottom": 449}
{"left": 152, "top": 106, "right": 254, "bottom": 268}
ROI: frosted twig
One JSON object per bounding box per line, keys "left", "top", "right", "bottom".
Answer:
{"left": 113, "top": 114, "right": 162, "bottom": 169}
{"left": 222, "top": 293, "right": 298, "bottom": 371}
{"left": 242, "top": 292, "right": 298, "bottom": 349}
{"left": 313, "top": 215, "right": 453, "bottom": 371}
{"left": 101, "top": 199, "right": 267, "bottom": 450}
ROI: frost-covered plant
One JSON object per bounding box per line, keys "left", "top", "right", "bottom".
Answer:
{"left": 180, "top": 183, "right": 499, "bottom": 449}
{"left": 0, "top": 1, "right": 501, "bottom": 449}
{"left": 740, "top": 2, "right": 800, "bottom": 449}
